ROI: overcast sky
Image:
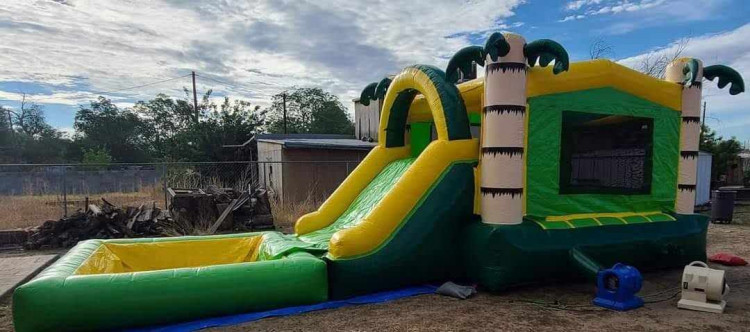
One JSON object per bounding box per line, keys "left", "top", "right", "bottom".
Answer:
{"left": 0, "top": 0, "right": 748, "bottom": 142}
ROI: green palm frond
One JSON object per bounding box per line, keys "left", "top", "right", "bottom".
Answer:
{"left": 524, "top": 39, "right": 570, "bottom": 75}
{"left": 483, "top": 32, "right": 510, "bottom": 62}
{"left": 681, "top": 58, "right": 701, "bottom": 87}
{"left": 703, "top": 65, "right": 745, "bottom": 95}
{"left": 445, "top": 46, "right": 485, "bottom": 84}
{"left": 374, "top": 77, "right": 392, "bottom": 100}
{"left": 359, "top": 82, "right": 378, "bottom": 106}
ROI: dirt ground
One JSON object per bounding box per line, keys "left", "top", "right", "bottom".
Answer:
{"left": 0, "top": 208, "right": 748, "bottom": 331}
{"left": 216, "top": 206, "right": 750, "bottom": 332}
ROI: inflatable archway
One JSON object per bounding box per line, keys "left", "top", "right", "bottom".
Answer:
{"left": 378, "top": 65, "right": 471, "bottom": 147}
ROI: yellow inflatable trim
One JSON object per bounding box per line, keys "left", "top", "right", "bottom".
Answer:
{"left": 75, "top": 236, "right": 263, "bottom": 275}
{"left": 410, "top": 78, "right": 483, "bottom": 123}
{"left": 536, "top": 211, "right": 675, "bottom": 230}
{"left": 527, "top": 59, "right": 682, "bottom": 110}
{"left": 545, "top": 211, "right": 668, "bottom": 222}
{"left": 295, "top": 145, "right": 411, "bottom": 235}
{"left": 378, "top": 67, "right": 450, "bottom": 142}
{"left": 328, "top": 139, "right": 478, "bottom": 259}
{"left": 408, "top": 59, "right": 682, "bottom": 123}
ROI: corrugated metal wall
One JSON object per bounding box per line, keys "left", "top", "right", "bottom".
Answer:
{"left": 257, "top": 141, "right": 284, "bottom": 198}
{"left": 696, "top": 151, "right": 712, "bottom": 206}
{"left": 354, "top": 99, "right": 381, "bottom": 142}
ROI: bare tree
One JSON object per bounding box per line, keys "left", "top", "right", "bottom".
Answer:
{"left": 5, "top": 93, "right": 50, "bottom": 137}
{"left": 589, "top": 37, "right": 614, "bottom": 59}
{"left": 637, "top": 37, "right": 689, "bottom": 78}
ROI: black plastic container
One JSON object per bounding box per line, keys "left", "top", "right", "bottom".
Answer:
{"left": 711, "top": 190, "right": 736, "bottom": 223}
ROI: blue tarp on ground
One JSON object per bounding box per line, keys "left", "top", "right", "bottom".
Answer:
{"left": 133, "top": 285, "right": 437, "bottom": 332}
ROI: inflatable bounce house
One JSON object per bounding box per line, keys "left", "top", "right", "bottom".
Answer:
{"left": 13, "top": 32, "right": 745, "bottom": 331}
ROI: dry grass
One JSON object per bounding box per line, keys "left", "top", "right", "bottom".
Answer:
{"left": 0, "top": 186, "right": 164, "bottom": 230}
{"left": 269, "top": 194, "right": 322, "bottom": 234}
{"left": 0, "top": 185, "right": 323, "bottom": 233}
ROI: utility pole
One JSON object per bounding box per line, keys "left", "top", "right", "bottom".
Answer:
{"left": 191, "top": 71, "right": 199, "bottom": 122}
{"left": 700, "top": 101, "right": 706, "bottom": 141}
{"left": 282, "top": 92, "right": 287, "bottom": 134}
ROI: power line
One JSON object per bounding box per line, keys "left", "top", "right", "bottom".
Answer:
{"left": 26, "top": 74, "right": 192, "bottom": 103}
{"left": 195, "top": 74, "right": 279, "bottom": 94}
{"left": 14, "top": 71, "right": 260, "bottom": 106}
{"left": 90, "top": 74, "right": 192, "bottom": 95}
{"left": 194, "top": 74, "right": 237, "bottom": 88}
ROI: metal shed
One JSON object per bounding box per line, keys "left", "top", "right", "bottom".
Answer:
{"left": 696, "top": 151, "right": 712, "bottom": 206}
{"left": 256, "top": 134, "right": 375, "bottom": 203}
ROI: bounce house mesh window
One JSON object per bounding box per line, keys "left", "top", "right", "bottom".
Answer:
{"left": 559, "top": 111, "right": 653, "bottom": 195}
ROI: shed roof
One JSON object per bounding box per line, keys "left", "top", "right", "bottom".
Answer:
{"left": 257, "top": 134, "right": 376, "bottom": 150}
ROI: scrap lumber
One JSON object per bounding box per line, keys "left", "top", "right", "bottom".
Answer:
{"left": 24, "top": 199, "right": 169, "bottom": 250}
{"left": 25, "top": 184, "right": 277, "bottom": 250}
{"left": 208, "top": 197, "right": 240, "bottom": 234}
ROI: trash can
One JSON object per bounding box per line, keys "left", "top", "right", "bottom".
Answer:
{"left": 711, "top": 190, "right": 736, "bottom": 224}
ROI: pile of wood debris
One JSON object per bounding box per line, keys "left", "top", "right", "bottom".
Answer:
{"left": 24, "top": 186, "right": 275, "bottom": 250}
{"left": 168, "top": 185, "right": 274, "bottom": 234}
{"left": 25, "top": 198, "right": 168, "bottom": 249}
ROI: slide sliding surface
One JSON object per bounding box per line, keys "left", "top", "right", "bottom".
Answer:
{"left": 317, "top": 139, "right": 478, "bottom": 298}
{"left": 296, "top": 157, "right": 416, "bottom": 250}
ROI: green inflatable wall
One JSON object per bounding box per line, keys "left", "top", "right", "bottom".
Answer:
{"left": 13, "top": 234, "right": 328, "bottom": 332}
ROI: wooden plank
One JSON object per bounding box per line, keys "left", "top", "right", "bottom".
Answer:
{"left": 88, "top": 204, "right": 102, "bottom": 216}
{"left": 208, "top": 198, "right": 238, "bottom": 234}
{"left": 126, "top": 204, "right": 144, "bottom": 229}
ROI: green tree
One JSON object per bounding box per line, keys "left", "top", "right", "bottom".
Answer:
{"left": 265, "top": 88, "right": 354, "bottom": 135}
{"left": 82, "top": 147, "right": 112, "bottom": 164}
{"left": 135, "top": 90, "right": 263, "bottom": 161}
{"left": 74, "top": 97, "right": 151, "bottom": 162}
{"left": 0, "top": 107, "right": 13, "bottom": 162}
{"left": 5, "top": 95, "right": 53, "bottom": 137}
{"left": 0, "top": 102, "right": 72, "bottom": 163}
{"left": 700, "top": 124, "right": 743, "bottom": 181}
{"left": 16, "top": 127, "right": 71, "bottom": 164}
{"left": 133, "top": 92, "right": 198, "bottom": 159}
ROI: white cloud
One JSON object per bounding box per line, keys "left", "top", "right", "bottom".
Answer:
{"left": 57, "top": 127, "right": 75, "bottom": 139}
{"left": 0, "top": 89, "right": 128, "bottom": 106}
{"left": 559, "top": 0, "right": 723, "bottom": 28}
{"left": 559, "top": 15, "right": 586, "bottom": 22}
{"left": 565, "top": 0, "right": 604, "bottom": 11}
{"left": 619, "top": 23, "right": 750, "bottom": 140}
{"left": 0, "top": 0, "right": 525, "bottom": 118}
{"left": 586, "top": 0, "right": 666, "bottom": 15}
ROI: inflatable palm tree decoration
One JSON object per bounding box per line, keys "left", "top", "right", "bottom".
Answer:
{"left": 524, "top": 39, "right": 570, "bottom": 74}
{"left": 359, "top": 82, "right": 378, "bottom": 106}
{"left": 373, "top": 77, "right": 392, "bottom": 99}
{"left": 359, "top": 77, "right": 393, "bottom": 106}
{"left": 445, "top": 33, "right": 570, "bottom": 84}
{"left": 666, "top": 58, "right": 744, "bottom": 213}
{"left": 445, "top": 46, "right": 485, "bottom": 83}
{"left": 680, "top": 59, "right": 745, "bottom": 95}
{"left": 475, "top": 32, "right": 570, "bottom": 224}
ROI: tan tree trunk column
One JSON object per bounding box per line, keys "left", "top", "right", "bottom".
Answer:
{"left": 665, "top": 58, "right": 703, "bottom": 214}
{"left": 480, "top": 32, "right": 527, "bottom": 224}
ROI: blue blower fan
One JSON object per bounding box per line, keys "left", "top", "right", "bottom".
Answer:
{"left": 593, "top": 263, "right": 643, "bottom": 311}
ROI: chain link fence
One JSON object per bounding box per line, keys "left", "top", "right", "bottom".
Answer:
{"left": 0, "top": 160, "right": 361, "bottom": 230}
